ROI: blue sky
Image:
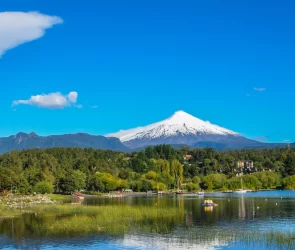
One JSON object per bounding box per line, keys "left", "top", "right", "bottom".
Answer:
{"left": 0, "top": 0, "right": 294, "bottom": 143}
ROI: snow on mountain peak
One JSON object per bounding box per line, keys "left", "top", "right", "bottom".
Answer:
{"left": 106, "top": 111, "right": 240, "bottom": 142}
{"left": 166, "top": 110, "right": 204, "bottom": 124}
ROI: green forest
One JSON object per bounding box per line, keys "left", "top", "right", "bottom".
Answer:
{"left": 0, "top": 145, "right": 295, "bottom": 194}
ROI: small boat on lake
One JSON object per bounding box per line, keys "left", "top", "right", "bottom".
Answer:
{"left": 197, "top": 191, "right": 205, "bottom": 195}
{"left": 234, "top": 189, "right": 247, "bottom": 194}
{"left": 233, "top": 179, "right": 247, "bottom": 194}
{"left": 222, "top": 190, "right": 233, "bottom": 193}
{"left": 202, "top": 199, "right": 218, "bottom": 207}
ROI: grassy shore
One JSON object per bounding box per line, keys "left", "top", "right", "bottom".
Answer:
{"left": 47, "top": 194, "right": 71, "bottom": 201}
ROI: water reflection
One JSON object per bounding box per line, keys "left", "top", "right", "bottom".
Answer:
{"left": 238, "top": 194, "right": 245, "bottom": 220}
{"left": 71, "top": 196, "right": 85, "bottom": 205}
{"left": 121, "top": 234, "right": 230, "bottom": 250}
{"left": 1, "top": 191, "right": 295, "bottom": 249}
{"left": 204, "top": 206, "right": 214, "bottom": 212}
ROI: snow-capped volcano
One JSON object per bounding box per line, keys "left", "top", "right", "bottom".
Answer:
{"left": 108, "top": 111, "right": 239, "bottom": 142}
{"left": 106, "top": 111, "right": 251, "bottom": 149}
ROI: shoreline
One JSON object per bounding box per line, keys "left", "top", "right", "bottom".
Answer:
{"left": 0, "top": 189, "right": 288, "bottom": 206}
{"left": 86, "top": 189, "right": 281, "bottom": 196}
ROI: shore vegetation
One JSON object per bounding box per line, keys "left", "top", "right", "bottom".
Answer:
{"left": 0, "top": 145, "right": 294, "bottom": 194}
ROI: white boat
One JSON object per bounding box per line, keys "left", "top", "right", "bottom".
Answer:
{"left": 197, "top": 191, "right": 205, "bottom": 195}
{"left": 222, "top": 190, "right": 233, "bottom": 193}
{"left": 234, "top": 179, "right": 247, "bottom": 193}
{"left": 234, "top": 189, "right": 247, "bottom": 193}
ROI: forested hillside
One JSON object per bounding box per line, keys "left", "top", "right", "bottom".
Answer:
{"left": 0, "top": 145, "right": 295, "bottom": 194}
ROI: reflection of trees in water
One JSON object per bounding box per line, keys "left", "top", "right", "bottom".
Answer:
{"left": 71, "top": 196, "right": 84, "bottom": 204}
{"left": 1, "top": 195, "right": 295, "bottom": 249}
{"left": 171, "top": 194, "right": 295, "bottom": 228}
{"left": 238, "top": 195, "right": 246, "bottom": 220}
{"left": 0, "top": 214, "right": 57, "bottom": 242}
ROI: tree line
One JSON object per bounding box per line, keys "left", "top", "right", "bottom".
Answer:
{"left": 0, "top": 145, "right": 294, "bottom": 194}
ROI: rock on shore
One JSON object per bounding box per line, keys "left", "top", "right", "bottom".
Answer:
{"left": 0, "top": 195, "right": 56, "bottom": 209}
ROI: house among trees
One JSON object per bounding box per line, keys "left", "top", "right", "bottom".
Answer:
{"left": 237, "top": 160, "right": 244, "bottom": 168}
{"left": 236, "top": 160, "right": 254, "bottom": 175}
{"left": 183, "top": 155, "right": 193, "bottom": 161}
{"left": 244, "top": 160, "right": 254, "bottom": 169}
{"left": 183, "top": 155, "right": 193, "bottom": 165}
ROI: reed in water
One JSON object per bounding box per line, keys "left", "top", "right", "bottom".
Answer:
{"left": 8, "top": 204, "right": 183, "bottom": 235}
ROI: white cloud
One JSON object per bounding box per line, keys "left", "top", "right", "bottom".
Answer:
{"left": 0, "top": 11, "right": 63, "bottom": 57}
{"left": 254, "top": 87, "right": 266, "bottom": 92}
{"left": 91, "top": 105, "right": 99, "bottom": 109}
{"left": 12, "top": 91, "right": 80, "bottom": 109}
{"left": 67, "top": 91, "right": 78, "bottom": 103}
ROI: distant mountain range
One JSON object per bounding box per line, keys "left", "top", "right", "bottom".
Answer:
{"left": 0, "top": 111, "right": 291, "bottom": 154}
{"left": 0, "top": 132, "right": 128, "bottom": 154}
{"left": 107, "top": 111, "right": 288, "bottom": 150}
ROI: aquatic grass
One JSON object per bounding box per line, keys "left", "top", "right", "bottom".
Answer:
{"left": 0, "top": 204, "right": 23, "bottom": 218}
{"left": 46, "top": 215, "right": 98, "bottom": 235}
{"left": 24, "top": 204, "right": 182, "bottom": 236}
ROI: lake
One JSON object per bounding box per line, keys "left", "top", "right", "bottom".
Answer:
{"left": 1, "top": 190, "right": 295, "bottom": 249}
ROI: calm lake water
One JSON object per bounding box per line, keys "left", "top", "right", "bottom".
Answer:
{"left": 1, "top": 190, "right": 295, "bottom": 250}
